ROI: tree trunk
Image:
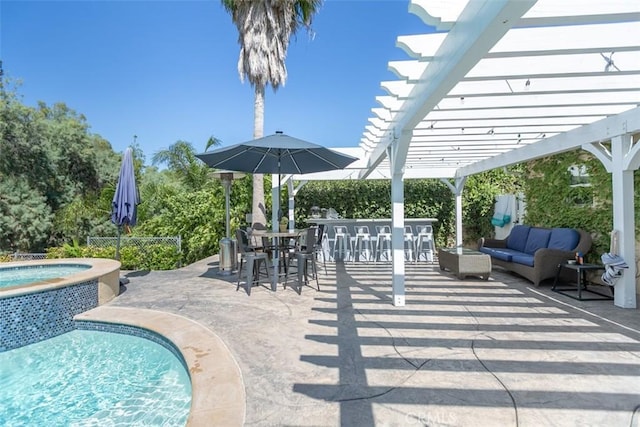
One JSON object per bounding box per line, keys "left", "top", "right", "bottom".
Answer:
{"left": 251, "top": 85, "right": 267, "bottom": 230}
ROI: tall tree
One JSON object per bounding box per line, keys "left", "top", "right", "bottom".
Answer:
{"left": 222, "top": 0, "right": 322, "bottom": 230}
{"left": 152, "top": 139, "right": 220, "bottom": 190}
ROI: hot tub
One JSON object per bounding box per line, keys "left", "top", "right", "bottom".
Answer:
{"left": 0, "top": 258, "right": 120, "bottom": 351}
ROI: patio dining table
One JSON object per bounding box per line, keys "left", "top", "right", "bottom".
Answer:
{"left": 253, "top": 229, "right": 307, "bottom": 290}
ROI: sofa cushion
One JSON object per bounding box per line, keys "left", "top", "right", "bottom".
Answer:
{"left": 524, "top": 228, "right": 552, "bottom": 255}
{"left": 511, "top": 253, "right": 535, "bottom": 267}
{"left": 506, "top": 225, "right": 531, "bottom": 253}
{"left": 548, "top": 228, "right": 580, "bottom": 251}
{"left": 479, "top": 247, "right": 513, "bottom": 262}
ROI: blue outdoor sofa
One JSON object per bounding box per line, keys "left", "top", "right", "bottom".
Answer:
{"left": 478, "top": 225, "right": 592, "bottom": 286}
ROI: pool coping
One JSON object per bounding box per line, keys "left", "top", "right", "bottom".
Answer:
{"left": 0, "top": 258, "right": 121, "bottom": 303}
{"left": 74, "top": 306, "right": 246, "bottom": 427}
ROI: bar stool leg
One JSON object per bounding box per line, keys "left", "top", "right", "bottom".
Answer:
{"left": 237, "top": 257, "right": 244, "bottom": 291}
{"left": 246, "top": 256, "right": 255, "bottom": 295}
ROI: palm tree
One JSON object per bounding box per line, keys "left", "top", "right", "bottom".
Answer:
{"left": 222, "top": 0, "right": 322, "bottom": 230}
{"left": 205, "top": 135, "right": 222, "bottom": 152}
{"left": 152, "top": 138, "right": 221, "bottom": 190}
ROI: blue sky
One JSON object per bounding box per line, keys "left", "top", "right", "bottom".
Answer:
{"left": 2, "top": 0, "right": 428, "bottom": 163}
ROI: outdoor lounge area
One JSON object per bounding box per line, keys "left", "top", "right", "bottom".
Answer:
{"left": 3, "top": 0, "right": 639, "bottom": 425}
{"left": 97, "top": 255, "right": 640, "bottom": 426}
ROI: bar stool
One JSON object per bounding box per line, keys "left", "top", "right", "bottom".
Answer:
{"left": 404, "top": 225, "right": 416, "bottom": 262}
{"left": 235, "top": 229, "right": 271, "bottom": 295}
{"left": 285, "top": 227, "right": 319, "bottom": 292}
{"left": 352, "top": 225, "right": 373, "bottom": 263}
{"left": 332, "top": 225, "right": 351, "bottom": 262}
{"left": 415, "top": 224, "right": 435, "bottom": 262}
{"left": 375, "top": 225, "right": 392, "bottom": 262}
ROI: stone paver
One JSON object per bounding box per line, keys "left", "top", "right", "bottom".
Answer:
{"left": 110, "top": 257, "right": 640, "bottom": 427}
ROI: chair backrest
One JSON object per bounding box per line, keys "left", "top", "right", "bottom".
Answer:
{"left": 316, "top": 225, "right": 325, "bottom": 247}
{"left": 416, "top": 225, "right": 433, "bottom": 235}
{"left": 236, "top": 229, "right": 254, "bottom": 254}
{"left": 261, "top": 236, "right": 273, "bottom": 250}
{"left": 355, "top": 225, "right": 370, "bottom": 235}
{"left": 376, "top": 225, "right": 391, "bottom": 235}
{"left": 404, "top": 225, "right": 413, "bottom": 234}
{"left": 299, "top": 227, "right": 316, "bottom": 254}
{"left": 334, "top": 225, "right": 348, "bottom": 235}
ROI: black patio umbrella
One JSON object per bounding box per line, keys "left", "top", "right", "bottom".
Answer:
{"left": 196, "top": 131, "right": 358, "bottom": 220}
{"left": 196, "top": 131, "right": 358, "bottom": 175}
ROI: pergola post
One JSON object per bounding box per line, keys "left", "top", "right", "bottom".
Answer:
{"left": 388, "top": 143, "right": 406, "bottom": 307}
{"left": 442, "top": 177, "right": 467, "bottom": 248}
{"left": 611, "top": 134, "right": 637, "bottom": 308}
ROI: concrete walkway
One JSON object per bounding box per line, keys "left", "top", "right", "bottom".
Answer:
{"left": 110, "top": 257, "right": 640, "bottom": 426}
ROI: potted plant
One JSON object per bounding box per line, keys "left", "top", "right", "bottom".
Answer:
{"left": 279, "top": 216, "right": 289, "bottom": 232}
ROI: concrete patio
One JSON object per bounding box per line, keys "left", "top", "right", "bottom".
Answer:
{"left": 109, "top": 257, "right": 640, "bottom": 426}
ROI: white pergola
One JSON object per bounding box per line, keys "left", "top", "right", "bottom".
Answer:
{"left": 283, "top": 0, "right": 640, "bottom": 308}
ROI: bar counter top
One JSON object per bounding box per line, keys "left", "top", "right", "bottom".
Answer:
{"left": 305, "top": 218, "right": 438, "bottom": 224}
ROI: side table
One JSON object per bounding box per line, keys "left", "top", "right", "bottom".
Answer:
{"left": 552, "top": 262, "right": 613, "bottom": 301}
{"left": 438, "top": 248, "right": 491, "bottom": 280}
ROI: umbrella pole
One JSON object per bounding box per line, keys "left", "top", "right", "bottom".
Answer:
{"left": 224, "top": 180, "right": 231, "bottom": 239}
{"left": 278, "top": 171, "right": 282, "bottom": 223}
{"left": 272, "top": 156, "right": 282, "bottom": 291}
{"left": 115, "top": 225, "right": 122, "bottom": 261}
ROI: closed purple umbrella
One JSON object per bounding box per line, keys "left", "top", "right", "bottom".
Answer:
{"left": 111, "top": 147, "right": 139, "bottom": 261}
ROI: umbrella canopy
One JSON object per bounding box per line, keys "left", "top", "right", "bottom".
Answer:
{"left": 195, "top": 132, "right": 358, "bottom": 174}
{"left": 111, "top": 147, "right": 139, "bottom": 261}
{"left": 112, "top": 147, "right": 140, "bottom": 227}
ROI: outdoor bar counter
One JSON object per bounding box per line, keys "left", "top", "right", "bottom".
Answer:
{"left": 305, "top": 218, "right": 438, "bottom": 261}
{"left": 305, "top": 217, "right": 437, "bottom": 236}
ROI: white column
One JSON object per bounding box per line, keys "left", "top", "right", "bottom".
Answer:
{"left": 388, "top": 144, "right": 406, "bottom": 307}
{"left": 455, "top": 186, "right": 464, "bottom": 248}
{"left": 391, "top": 170, "right": 405, "bottom": 307}
{"left": 441, "top": 177, "right": 467, "bottom": 248}
{"left": 611, "top": 135, "right": 637, "bottom": 308}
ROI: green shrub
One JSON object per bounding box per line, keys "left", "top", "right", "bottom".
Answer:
{"left": 140, "top": 244, "right": 182, "bottom": 270}
{"left": 45, "top": 243, "right": 180, "bottom": 270}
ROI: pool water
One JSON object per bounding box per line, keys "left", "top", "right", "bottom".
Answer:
{"left": 0, "top": 330, "right": 191, "bottom": 426}
{"left": 0, "top": 264, "right": 91, "bottom": 289}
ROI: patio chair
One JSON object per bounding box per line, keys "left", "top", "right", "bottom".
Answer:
{"left": 284, "top": 227, "right": 319, "bottom": 293}
{"left": 235, "top": 229, "right": 270, "bottom": 295}
{"left": 314, "top": 224, "right": 328, "bottom": 275}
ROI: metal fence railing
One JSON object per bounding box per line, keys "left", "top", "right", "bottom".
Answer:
{"left": 87, "top": 236, "right": 181, "bottom": 254}
{"left": 12, "top": 252, "right": 48, "bottom": 261}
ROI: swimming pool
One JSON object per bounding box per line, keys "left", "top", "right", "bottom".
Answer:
{"left": 0, "top": 328, "right": 191, "bottom": 426}
{"left": 0, "top": 263, "right": 91, "bottom": 289}
{"left": 0, "top": 259, "right": 246, "bottom": 425}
